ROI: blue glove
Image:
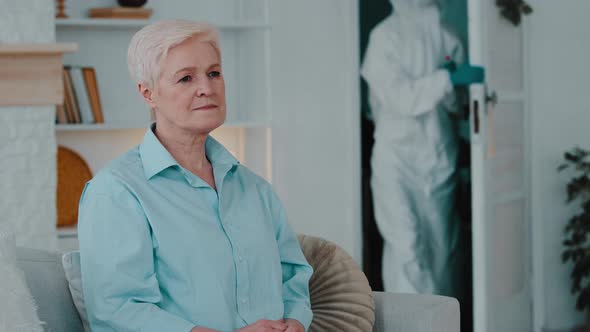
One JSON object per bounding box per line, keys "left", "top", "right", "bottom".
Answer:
{"left": 448, "top": 63, "right": 485, "bottom": 86}
{"left": 443, "top": 59, "right": 457, "bottom": 72}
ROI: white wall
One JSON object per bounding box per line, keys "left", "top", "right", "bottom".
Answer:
{"left": 269, "top": 0, "right": 362, "bottom": 263}
{"left": 529, "top": 0, "right": 590, "bottom": 329}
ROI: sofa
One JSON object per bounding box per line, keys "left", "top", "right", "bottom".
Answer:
{"left": 16, "top": 246, "right": 460, "bottom": 332}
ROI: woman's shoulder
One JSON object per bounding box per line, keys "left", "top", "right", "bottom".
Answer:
{"left": 86, "top": 146, "right": 144, "bottom": 195}
{"left": 234, "top": 164, "right": 269, "bottom": 185}
{"left": 234, "top": 164, "right": 276, "bottom": 195}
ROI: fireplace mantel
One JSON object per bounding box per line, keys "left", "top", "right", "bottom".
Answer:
{"left": 0, "top": 43, "right": 77, "bottom": 106}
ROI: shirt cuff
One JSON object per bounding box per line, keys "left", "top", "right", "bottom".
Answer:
{"left": 284, "top": 300, "right": 313, "bottom": 331}
{"left": 173, "top": 320, "right": 197, "bottom": 332}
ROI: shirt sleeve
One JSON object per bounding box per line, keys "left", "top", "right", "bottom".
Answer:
{"left": 360, "top": 23, "right": 454, "bottom": 117}
{"left": 77, "top": 175, "right": 196, "bottom": 332}
{"left": 270, "top": 191, "right": 314, "bottom": 331}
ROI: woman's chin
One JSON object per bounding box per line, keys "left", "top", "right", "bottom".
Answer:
{"left": 187, "top": 114, "right": 225, "bottom": 132}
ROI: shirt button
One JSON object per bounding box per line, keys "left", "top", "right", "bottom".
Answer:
{"left": 241, "top": 298, "right": 247, "bottom": 304}
{"left": 238, "top": 255, "right": 243, "bottom": 262}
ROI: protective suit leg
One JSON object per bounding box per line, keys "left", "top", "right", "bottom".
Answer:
{"left": 371, "top": 151, "right": 461, "bottom": 296}
{"left": 420, "top": 170, "right": 461, "bottom": 297}
{"left": 371, "top": 162, "right": 436, "bottom": 294}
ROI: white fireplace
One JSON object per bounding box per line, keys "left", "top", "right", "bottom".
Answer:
{"left": 0, "top": 0, "right": 75, "bottom": 250}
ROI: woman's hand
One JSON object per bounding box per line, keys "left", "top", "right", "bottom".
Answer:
{"left": 282, "top": 319, "right": 304, "bottom": 332}
{"left": 235, "top": 319, "right": 288, "bottom": 331}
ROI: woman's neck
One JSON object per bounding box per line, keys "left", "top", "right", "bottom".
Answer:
{"left": 153, "top": 123, "right": 210, "bottom": 173}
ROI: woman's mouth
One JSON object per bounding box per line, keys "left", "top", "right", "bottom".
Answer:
{"left": 193, "top": 104, "right": 217, "bottom": 111}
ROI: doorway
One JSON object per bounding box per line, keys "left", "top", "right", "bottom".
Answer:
{"left": 359, "top": 0, "right": 473, "bottom": 330}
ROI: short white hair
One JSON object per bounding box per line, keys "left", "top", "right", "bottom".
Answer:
{"left": 127, "top": 20, "right": 221, "bottom": 88}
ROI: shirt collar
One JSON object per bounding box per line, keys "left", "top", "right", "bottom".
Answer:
{"left": 139, "top": 124, "right": 240, "bottom": 180}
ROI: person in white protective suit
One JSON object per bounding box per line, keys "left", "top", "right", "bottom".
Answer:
{"left": 361, "top": 0, "right": 484, "bottom": 296}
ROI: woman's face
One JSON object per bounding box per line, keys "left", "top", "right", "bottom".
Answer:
{"left": 142, "top": 36, "right": 226, "bottom": 135}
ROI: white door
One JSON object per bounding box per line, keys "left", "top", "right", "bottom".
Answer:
{"left": 468, "top": 0, "right": 532, "bottom": 331}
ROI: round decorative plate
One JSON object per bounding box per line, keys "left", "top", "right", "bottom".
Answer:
{"left": 57, "top": 146, "right": 92, "bottom": 227}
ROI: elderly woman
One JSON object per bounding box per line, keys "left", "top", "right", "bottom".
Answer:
{"left": 78, "top": 20, "right": 313, "bottom": 332}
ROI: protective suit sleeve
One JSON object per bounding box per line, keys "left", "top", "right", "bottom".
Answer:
{"left": 442, "top": 28, "right": 465, "bottom": 66}
{"left": 361, "top": 25, "right": 454, "bottom": 117}
{"left": 440, "top": 28, "right": 465, "bottom": 112}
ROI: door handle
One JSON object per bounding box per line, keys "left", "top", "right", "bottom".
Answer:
{"left": 473, "top": 99, "right": 480, "bottom": 134}
{"left": 470, "top": 85, "right": 486, "bottom": 139}
{"left": 486, "top": 91, "right": 498, "bottom": 107}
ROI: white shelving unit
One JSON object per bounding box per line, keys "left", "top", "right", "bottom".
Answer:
{"left": 56, "top": 18, "right": 271, "bottom": 30}
{"left": 55, "top": 0, "right": 272, "bottom": 171}
{"left": 55, "top": 120, "right": 267, "bottom": 131}
{"left": 56, "top": 9, "right": 272, "bottom": 130}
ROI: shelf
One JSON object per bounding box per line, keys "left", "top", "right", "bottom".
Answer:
{"left": 57, "top": 226, "right": 78, "bottom": 239}
{"left": 56, "top": 18, "right": 270, "bottom": 30}
{"left": 211, "top": 22, "right": 271, "bottom": 30}
{"left": 56, "top": 120, "right": 270, "bottom": 132}
{"left": 57, "top": 18, "right": 149, "bottom": 28}
{"left": 56, "top": 123, "right": 149, "bottom": 131}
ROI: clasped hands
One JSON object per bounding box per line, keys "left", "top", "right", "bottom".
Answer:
{"left": 192, "top": 318, "right": 304, "bottom": 332}
{"left": 236, "top": 318, "right": 304, "bottom": 332}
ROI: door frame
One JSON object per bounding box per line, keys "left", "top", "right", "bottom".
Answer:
{"left": 526, "top": 1, "right": 543, "bottom": 330}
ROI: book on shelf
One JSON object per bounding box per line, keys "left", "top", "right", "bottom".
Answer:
{"left": 62, "top": 67, "right": 78, "bottom": 123}
{"left": 57, "top": 66, "right": 104, "bottom": 125}
{"left": 69, "top": 67, "right": 94, "bottom": 124}
{"left": 55, "top": 104, "right": 67, "bottom": 124}
{"left": 88, "top": 7, "right": 153, "bottom": 19}
{"left": 81, "top": 67, "right": 104, "bottom": 123}
{"left": 60, "top": 68, "right": 68, "bottom": 123}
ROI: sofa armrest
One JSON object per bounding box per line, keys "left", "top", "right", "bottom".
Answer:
{"left": 372, "top": 291, "right": 460, "bottom": 332}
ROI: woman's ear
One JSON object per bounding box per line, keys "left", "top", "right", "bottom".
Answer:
{"left": 139, "top": 82, "right": 157, "bottom": 108}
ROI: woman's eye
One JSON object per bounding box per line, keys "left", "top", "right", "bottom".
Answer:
{"left": 179, "top": 75, "right": 192, "bottom": 83}
{"left": 208, "top": 71, "right": 221, "bottom": 78}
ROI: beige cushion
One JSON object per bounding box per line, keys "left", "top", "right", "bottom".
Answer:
{"left": 298, "top": 234, "right": 375, "bottom": 332}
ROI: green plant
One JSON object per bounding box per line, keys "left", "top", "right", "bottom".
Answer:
{"left": 559, "top": 147, "right": 590, "bottom": 311}
{"left": 496, "top": 0, "right": 533, "bottom": 26}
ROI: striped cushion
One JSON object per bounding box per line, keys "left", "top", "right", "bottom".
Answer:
{"left": 298, "top": 234, "right": 375, "bottom": 332}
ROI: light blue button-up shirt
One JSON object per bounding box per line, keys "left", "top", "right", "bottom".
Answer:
{"left": 78, "top": 126, "right": 313, "bottom": 332}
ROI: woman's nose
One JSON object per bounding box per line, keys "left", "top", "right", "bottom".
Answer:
{"left": 195, "top": 77, "right": 212, "bottom": 97}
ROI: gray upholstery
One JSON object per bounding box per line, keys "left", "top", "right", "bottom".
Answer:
{"left": 16, "top": 247, "right": 84, "bottom": 332}
{"left": 372, "top": 292, "right": 460, "bottom": 332}
{"left": 15, "top": 246, "right": 460, "bottom": 332}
